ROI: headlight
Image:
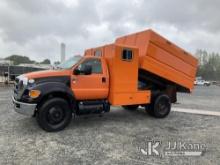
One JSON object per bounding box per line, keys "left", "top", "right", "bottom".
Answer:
{"left": 28, "top": 79, "right": 35, "bottom": 84}
{"left": 17, "top": 75, "right": 35, "bottom": 86}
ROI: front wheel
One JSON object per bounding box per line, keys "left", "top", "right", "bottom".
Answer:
{"left": 37, "top": 98, "right": 72, "bottom": 132}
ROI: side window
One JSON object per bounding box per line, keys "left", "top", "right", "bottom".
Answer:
{"left": 78, "top": 59, "right": 102, "bottom": 74}
{"left": 122, "top": 49, "right": 133, "bottom": 61}
{"left": 94, "top": 50, "right": 102, "bottom": 57}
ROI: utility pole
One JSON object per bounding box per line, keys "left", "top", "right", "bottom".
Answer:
{"left": 61, "top": 43, "right": 66, "bottom": 63}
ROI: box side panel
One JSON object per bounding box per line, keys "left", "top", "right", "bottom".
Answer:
{"left": 115, "top": 30, "right": 151, "bottom": 58}
{"left": 141, "top": 55, "right": 195, "bottom": 91}
{"left": 147, "top": 43, "right": 197, "bottom": 78}
{"left": 106, "top": 45, "right": 149, "bottom": 105}
{"left": 149, "top": 31, "right": 198, "bottom": 67}
{"left": 111, "top": 91, "right": 151, "bottom": 106}
{"left": 108, "top": 46, "right": 139, "bottom": 96}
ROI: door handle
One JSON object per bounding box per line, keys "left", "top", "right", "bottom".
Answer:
{"left": 102, "top": 77, "right": 106, "bottom": 83}
{"left": 72, "top": 77, "right": 77, "bottom": 83}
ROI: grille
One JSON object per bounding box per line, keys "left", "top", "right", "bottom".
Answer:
{"left": 14, "top": 78, "right": 24, "bottom": 99}
{"left": 15, "top": 78, "right": 23, "bottom": 90}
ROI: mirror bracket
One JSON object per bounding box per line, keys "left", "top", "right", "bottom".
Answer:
{"left": 73, "top": 68, "right": 80, "bottom": 75}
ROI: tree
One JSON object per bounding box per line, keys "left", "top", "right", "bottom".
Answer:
{"left": 54, "top": 61, "right": 60, "bottom": 65}
{"left": 5, "top": 55, "right": 35, "bottom": 65}
{"left": 196, "top": 49, "right": 220, "bottom": 80}
{"left": 40, "top": 59, "right": 51, "bottom": 64}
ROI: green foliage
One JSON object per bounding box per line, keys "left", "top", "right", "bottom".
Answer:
{"left": 196, "top": 50, "right": 220, "bottom": 80}
{"left": 40, "top": 59, "right": 51, "bottom": 64}
{"left": 5, "top": 55, "right": 35, "bottom": 65}
{"left": 54, "top": 61, "right": 61, "bottom": 65}
{"left": 4, "top": 55, "right": 51, "bottom": 66}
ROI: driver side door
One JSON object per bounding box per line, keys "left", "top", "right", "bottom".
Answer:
{"left": 71, "top": 57, "right": 109, "bottom": 100}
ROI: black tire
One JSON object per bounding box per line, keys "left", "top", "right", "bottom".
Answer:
{"left": 146, "top": 94, "right": 171, "bottom": 118}
{"left": 122, "top": 105, "right": 139, "bottom": 110}
{"left": 145, "top": 91, "right": 160, "bottom": 116}
{"left": 37, "top": 98, "right": 72, "bottom": 132}
{"left": 153, "top": 94, "right": 171, "bottom": 118}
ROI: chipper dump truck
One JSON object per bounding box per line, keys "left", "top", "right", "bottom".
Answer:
{"left": 12, "top": 29, "right": 198, "bottom": 132}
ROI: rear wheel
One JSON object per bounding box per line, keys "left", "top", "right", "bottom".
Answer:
{"left": 37, "top": 98, "right": 72, "bottom": 132}
{"left": 122, "top": 105, "right": 139, "bottom": 110}
{"left": 145, "top": 94, "right": 171, "bottom": 118}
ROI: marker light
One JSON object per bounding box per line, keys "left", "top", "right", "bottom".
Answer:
{"left": 29, "top": 90, "right": 41, "bottom": 99}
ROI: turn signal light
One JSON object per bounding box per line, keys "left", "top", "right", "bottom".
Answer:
{"left": 29, "top": 90, "right": 41, "bottom": 99}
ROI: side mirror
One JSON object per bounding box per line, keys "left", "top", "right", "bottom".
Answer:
{"left": 73, "top": 65, "right": 92, "bottom": 75}
{"left": 73, "top": 68, "right": 80, "bottom": 75}
{"left": 83, "top": 65, "right": 92, "bottom": 75}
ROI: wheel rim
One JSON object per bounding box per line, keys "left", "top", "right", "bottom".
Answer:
{"left": 157, "top": 98, "right": 169, "bottom": 115}
{"left": 47, "top": 106, "right": 65, "bottom": 125}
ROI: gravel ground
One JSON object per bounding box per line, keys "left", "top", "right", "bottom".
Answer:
{"left": 0, "top": 86, "right": 220, "bottom": 165}
{"left": 174, "top": 85, "right": 220, "bottom": 111}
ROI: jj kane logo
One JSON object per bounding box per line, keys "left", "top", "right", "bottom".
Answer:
{"left": 140, "top": 140, "right": 161, "bottom": 156}
{"left": 139, "top": 138, "right": 206, "bottom": 157}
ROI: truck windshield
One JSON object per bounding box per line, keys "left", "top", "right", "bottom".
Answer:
{"left": 58, "top": 56, "right": 82, "bottom": 69}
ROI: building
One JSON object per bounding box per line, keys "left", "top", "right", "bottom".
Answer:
{"left": 18, "top": 63, "right": 52, "bottom": 70}
{"left": 0, "top": 59, "right": 13, "bottom": 65}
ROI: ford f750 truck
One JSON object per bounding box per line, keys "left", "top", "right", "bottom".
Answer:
{"left": 12, "top": 29, "right": 198, "bottom": 132}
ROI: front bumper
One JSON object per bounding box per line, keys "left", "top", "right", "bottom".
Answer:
{"left": 12, "top": 97, "right": 37, "bottom": 116}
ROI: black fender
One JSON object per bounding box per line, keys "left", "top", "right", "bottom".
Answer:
{"left": 32, "top": 82, "right": 76, "bottom": 110}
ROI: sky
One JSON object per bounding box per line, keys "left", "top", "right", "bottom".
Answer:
{"left": 0, "top": 0, "right": 220, "bottom": 63}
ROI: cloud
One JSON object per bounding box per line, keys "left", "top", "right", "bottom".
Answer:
{"left": 0, "top": 0, "right": 220, "bottom": 62}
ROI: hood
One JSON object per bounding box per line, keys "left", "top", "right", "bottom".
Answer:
{"left": 24, "top": 69, "right": 71, "bottom": 79}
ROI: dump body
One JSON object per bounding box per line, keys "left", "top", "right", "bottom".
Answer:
{"left": 115, "top": 30, "right": 198, "bottom": 92}
{"left": 85, "top": 29, "right": 198, "bottom": 92}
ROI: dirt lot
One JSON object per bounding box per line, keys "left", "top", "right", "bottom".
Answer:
{"left": 174, "top": 85, "right": 220, "bottom": 112}
{"left": 0, "top": 86, "right": 220, "bottom": 165}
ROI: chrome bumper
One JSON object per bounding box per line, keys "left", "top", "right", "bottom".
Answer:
{"left": 12, "top": 97, "right": 37, "bottom": 116}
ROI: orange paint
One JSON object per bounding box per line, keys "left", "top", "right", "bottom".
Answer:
{"left": 25, "top": 29, "right": 198, "bottom": 106}
{"left": 24, "top": 70, "right": 71, "bottom": 79}
{"left": 71, "top": 56, "right": 109, "bottom": 100}
{"left": 115, "top": 29, "right": 198, "bottom": 91}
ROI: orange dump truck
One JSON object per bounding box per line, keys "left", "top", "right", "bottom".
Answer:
{"left": 12, "top": 29, "right": 198, "bottom": 132}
